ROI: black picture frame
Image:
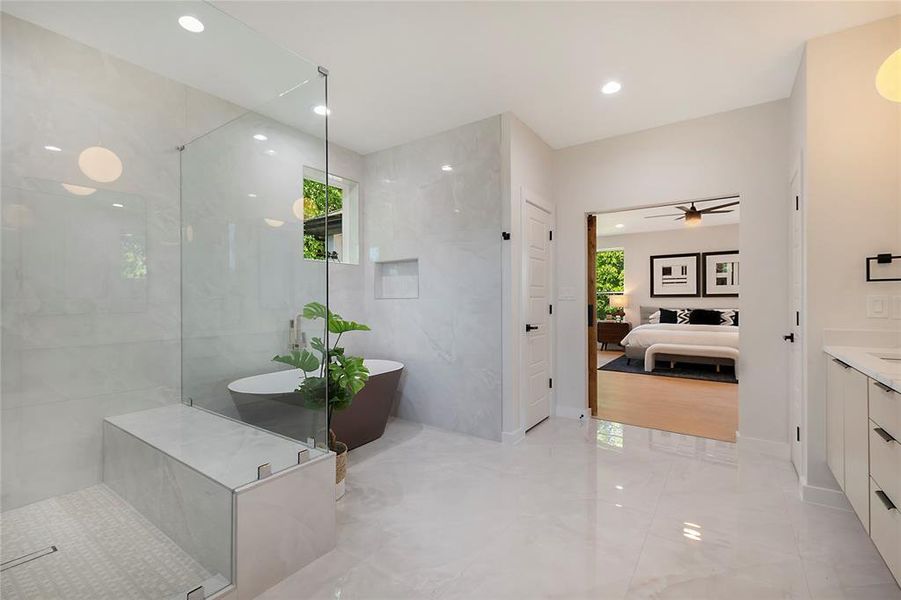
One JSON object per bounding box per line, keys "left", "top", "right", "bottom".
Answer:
{"left": 650, "top": 253, "right": 701, "bottom": 297}
{"left": 702, "top": 250, "right": 740, "bottom": 297}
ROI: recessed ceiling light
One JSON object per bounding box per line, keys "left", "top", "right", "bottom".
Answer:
{"left": 247, "top": 193, "right": 257, "bottom": 198}
{"left": 253, "top": 134, "right": 268, "bottom": 141}
{"left": 876, "top": 48, "right": 901, "bottom": 103}
{"left": 178, "top": 15, "right": 204, "bottom": 33}
{"left": 601, "top": 81, "right": 622, "bottom": 95}
{"left": 313, "top": 105, "right": 331, "bottom": 116}
{"left": 44, "top": 145, "right": 62, "bottom": 152}
{"left": 441, "top": 164, "right": 453, "bottom": 172}
{"left": 61, "top": 183, "right": 96, "bottom": 196}
{"left": 615, "top": 223, "right": 625, "bottom": 229}
{"left": 264, "top": 149, "right": 276, "bottom": 156}
{"left": 112, "top": 203, "right": 124, "bottom": 208}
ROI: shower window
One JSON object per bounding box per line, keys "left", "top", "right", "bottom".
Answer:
{"left": 302, "top": 166, "right": 359, "bottom": 264}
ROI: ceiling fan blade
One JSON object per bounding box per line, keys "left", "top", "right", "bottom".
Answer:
{"left": 675, "top": 206, "right": 691, "bottom": 212}
{"left": 673, "top": 216, "right": 686, "bottom": 221}
{"left": 703, "top": 210, "right": 734, "bottom": 214}
{"left": 644, "top": 214, "right": 683, "bottom": 219}
{"left": 699, "top": 201, "right": 740, "bottom": 213}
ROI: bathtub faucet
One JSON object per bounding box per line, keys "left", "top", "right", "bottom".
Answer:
{"left": 290, "top": 313, "right": 306, "bottom": 350}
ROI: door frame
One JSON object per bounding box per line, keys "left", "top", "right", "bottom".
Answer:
{"left": 789, "top": 161, "right": 805, "bottom": 476}
{"left": 520, "top": 188, "right": 556, "bottom": 430}
{"left": 586, "top": 192, "right": 743, "bottom": 420}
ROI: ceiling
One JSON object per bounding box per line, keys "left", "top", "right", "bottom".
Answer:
{"left": 5, "top": 2, "right": 898, "bottom": 155}
{"left": 596, "top": 197, "right": 740, "bottom": 238}
{"left": 217, "top": 1, "right": 900, "bottom": 154}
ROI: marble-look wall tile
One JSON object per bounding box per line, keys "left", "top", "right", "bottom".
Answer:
{"left": 234, "top": 454, "right": 336, "bottom": 600}
{"left": 361, "top": 117, "right": 503, "bottom": 441}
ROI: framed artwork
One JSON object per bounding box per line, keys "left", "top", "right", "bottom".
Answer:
{"left": 650, "top": 253, "right": 701, "bottom": 297}
{"left": 702, "top": 250, "right": 740, "bottom": 297}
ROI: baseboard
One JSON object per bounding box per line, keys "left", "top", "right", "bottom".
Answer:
{"left": 735, "top": 432, "right": 791, "bottom": 460}
{"left": 502, "top": 427, "right": 525, "bottom": 445}
{"left": 801, "top": 477, "right": 852, "bottom": 511}
{"left": 554, "top": 405, "right": 587, "bottom": 420}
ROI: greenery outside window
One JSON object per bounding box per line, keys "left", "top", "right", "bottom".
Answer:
{"left": 596, "top": 248, "right": 624, "bottom": 319}
{"left": 302, "top": 167, "right": 359, "bottom": 264}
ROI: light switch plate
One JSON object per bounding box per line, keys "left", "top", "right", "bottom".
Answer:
{"left": 893, "top": 296, "right": 901, "bottom": 320}
{"left": 867, "top": 295, "right": 890, "bottom": 319}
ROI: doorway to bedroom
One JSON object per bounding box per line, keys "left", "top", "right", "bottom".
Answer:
{"left": 588, "top": 196, "right": 740, "bottom": 442}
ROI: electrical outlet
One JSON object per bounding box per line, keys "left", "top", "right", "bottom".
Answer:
{"left": 867, "top": 295, "right": 890, "bottom": 319}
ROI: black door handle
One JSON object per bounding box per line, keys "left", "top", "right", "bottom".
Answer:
{"left": 783, "top": 333, "right": 795, "bottom": 343}
{"left": 525, "top": 324, "right": 539, "bottom": 332}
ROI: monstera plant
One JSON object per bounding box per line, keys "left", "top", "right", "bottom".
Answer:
{"left": 272, "top": 302, "right": 370, "bottom": 497}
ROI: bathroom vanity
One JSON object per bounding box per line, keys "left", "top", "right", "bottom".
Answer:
{"left": 824, "top": 345, "right": 901, "bottom": 585}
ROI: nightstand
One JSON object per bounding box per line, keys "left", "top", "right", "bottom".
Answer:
{"left": 597, "top": 321, "right": 631, "bottom": 350}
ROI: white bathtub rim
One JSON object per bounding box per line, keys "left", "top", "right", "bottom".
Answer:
{"left": 228, "top": 359, "right": 404, "bottom": 395}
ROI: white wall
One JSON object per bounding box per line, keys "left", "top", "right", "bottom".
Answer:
{"left": 361, "top": 117, "right": 504, "bottom": 441}
{"left": 796, "top": 15, "right": 901, "bottom": 491}
{"left": 553, "top": 100, "right": 791, "bottom": 446}
{"left": 500, "top": 113, "right": 555, "bottom": 439}
{"left": 599, "top": 224, "right": 740, "bottom": 326}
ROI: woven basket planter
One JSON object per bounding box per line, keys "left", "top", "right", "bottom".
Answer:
{"left": 334, "top": 441, "right": 348, "bottom": 499}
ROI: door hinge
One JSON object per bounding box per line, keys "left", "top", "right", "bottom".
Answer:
{"left": 549, "top": 230, "right": 553, "bottom": 241}
{"left": 548, "top": 378, "right": 553, "bottom": 389}
{"left": 795, "top": 195, "right": 799, "bottom": 211}
{"left": 549, "top": 304, "right": 553, "bottom": 315}
{"left": 502, "top": 231, "right": 511, "bottom": 240}
{"left": 796, "top": 426, "right": 800, "bottom": 442}
{"left": 796, "top": 311, "right": 800, "bottom": 327}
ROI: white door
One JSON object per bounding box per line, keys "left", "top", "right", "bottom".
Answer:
{"left": 789, "top": 169, "right": 803, "bottom": 474}
{"left": 523, "top": 195, "right": 553, "bottom": 430}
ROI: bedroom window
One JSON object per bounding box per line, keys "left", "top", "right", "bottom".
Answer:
{"left": 596, "top": 248, "right": 624, "bottom": 319}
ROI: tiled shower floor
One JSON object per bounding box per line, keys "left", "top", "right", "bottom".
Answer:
{"left": 0, "top": 484, "right": 227, "bottom": 600}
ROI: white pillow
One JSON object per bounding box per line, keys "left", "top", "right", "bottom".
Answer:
{"left": 648, "top": 310, "right": 660, "bottom": 324}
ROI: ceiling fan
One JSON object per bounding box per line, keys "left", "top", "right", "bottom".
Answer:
{"left": 644, "top": 197, "right": 740, "bottom": 224}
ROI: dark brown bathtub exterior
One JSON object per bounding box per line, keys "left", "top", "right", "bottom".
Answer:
{"left": 331, "top": 366, "right": 403, "bottom": 451}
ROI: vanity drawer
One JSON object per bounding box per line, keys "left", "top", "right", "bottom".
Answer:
{"left": 870, "top": 380, "right": 901, "bottom": 440}
{"left": 870, "top": 478, "right": 901, "bottom": 585}
{"left": 870, "top": 421, "right": 901, "bottom": 503}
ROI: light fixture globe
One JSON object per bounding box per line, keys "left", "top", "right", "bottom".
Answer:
{"left": 78, "top": 146, "right": 123, "bottom": 183}
{"left": 876, "top": 48, "right": 901, "bottom": 103}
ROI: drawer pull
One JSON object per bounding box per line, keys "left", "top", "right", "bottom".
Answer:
{"left": 874, "top": 427, "right": 896, "bottom": 443}
{"left": 876, "top": 490, "right": 897, "bottom": 512}
{"left": 832, "top": 358, "right": 851, "bottom": 369}
{"left": 873, "top": 381, "right": 896, "bottom": 393}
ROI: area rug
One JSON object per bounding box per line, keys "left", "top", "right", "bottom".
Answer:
{"left": 599, "top": 355, "right": 737, "bottom": 384}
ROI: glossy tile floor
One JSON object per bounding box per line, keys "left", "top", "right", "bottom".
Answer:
{"left": 260, "top": 417, "right": 900, "bottom": 600}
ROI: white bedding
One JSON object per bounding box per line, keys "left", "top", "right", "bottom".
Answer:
{"left": 620, "top": 323, "right": 739, "bottom": 351}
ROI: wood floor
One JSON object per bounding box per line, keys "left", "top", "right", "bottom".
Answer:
{"left": 595, "top": 350, "right": 738, "bottom": 442}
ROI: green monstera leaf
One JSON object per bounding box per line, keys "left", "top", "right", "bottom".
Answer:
{"left": 271, "top": 349, "right": 320, "bottom": 374}
{"left": 303, "top": 301, "right": 371, "bottom": 335}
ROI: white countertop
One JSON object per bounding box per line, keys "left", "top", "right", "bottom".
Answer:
{"left": 823, "top": 345, "right": 901, "bottom": 393}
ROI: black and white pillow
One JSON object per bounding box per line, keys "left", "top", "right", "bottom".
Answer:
{"left": 717, "top": 309, "right": 739, "bottom": 326}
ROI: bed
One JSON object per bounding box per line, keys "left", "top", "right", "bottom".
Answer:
{"left": 620, "top": 306, "right": 740, "bottom": 373}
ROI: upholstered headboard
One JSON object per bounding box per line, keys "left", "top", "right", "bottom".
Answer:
{"left": 640, "top": 306, "right": 658, "bottom": 325}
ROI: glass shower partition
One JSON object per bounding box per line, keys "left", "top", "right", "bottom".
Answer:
{"left": 1, "top": 2, "right": 331, "bottom": 598}
{"left": 180, "top": 64, "right": 332, "bottom": 460}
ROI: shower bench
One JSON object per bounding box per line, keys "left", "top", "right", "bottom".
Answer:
{"left": 103, "top": 404, "right": 335, "bottom": 600}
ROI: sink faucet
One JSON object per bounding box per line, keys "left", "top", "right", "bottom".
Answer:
{"left": 291, "top": 312, "right": 306, "bottom": 350}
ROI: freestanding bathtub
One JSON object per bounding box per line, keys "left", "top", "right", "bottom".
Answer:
{"left": 227, "top": 359, "right": 404, "bottom": 451}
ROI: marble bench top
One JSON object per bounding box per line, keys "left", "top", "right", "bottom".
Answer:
{"left": 106, "top": 404, "right": 323, "bottom": 489}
